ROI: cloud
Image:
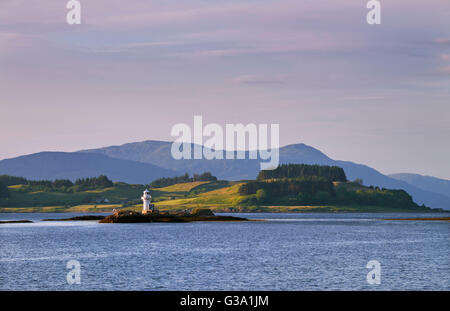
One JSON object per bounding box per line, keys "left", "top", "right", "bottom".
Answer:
{"left": 437, "top": 66, "right": 450, "bottom": 75}
{"left": 173, "top": 29, "right": 354, "bottom": 59}
{"left": 232, "top": 74, "right": 288, "bottom": 85}
{"left": 125, "top": 41, "right": 183, "bottom": 48}
{"left": 340, "top": 96, "right": 385, "bottom": 101}
{"left": 0, "top": 32, "right": 42, "bottom": 52}
{"left": 440, "top": 53, "right": 450, "bottom": 61}
{"left": 431, "top": 38, "right": 450, "bottom": 45}
{"left": 90, "top": 3, "right": 253, "bottom": 28}
{"left": 82, "top": 41, "right": 185, "bottom": 54}
{"left": 179, "top": 44, "right": 336, "bottom": 57}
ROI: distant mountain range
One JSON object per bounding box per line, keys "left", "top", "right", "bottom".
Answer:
{"left": 389, "top": 173, "right": 450, "bottom": 200}
{"left": 0, "top": 151, "right": 178, "bottom": 184}
{"left": 0, "top": 140, "right": 449, "bottom": 209}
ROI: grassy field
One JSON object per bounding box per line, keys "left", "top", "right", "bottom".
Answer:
{"left": 0, "top": 180, "right": 238, "bottom": 213}
{"left": 0, "top": 180, "right": 437, "bottom": 213}
{"left": 155, "top": 181, "right": 209, "bottom": 193}
{"left": 0, "top": 205, "right": 123, "bottom": 213}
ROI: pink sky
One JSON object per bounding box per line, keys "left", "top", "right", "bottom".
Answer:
{"left": 0, "top": 0, "right": 449, "bottom": 178}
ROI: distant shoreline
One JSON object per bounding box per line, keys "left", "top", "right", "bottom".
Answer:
{"left": 2, "top": 169, "right": 444, "bottom": 214}
{"left": 0, "top": 207, "right": 448, "bottom": 214}
{"left": 383, "top": 217, "right": 450, "bottom": 221}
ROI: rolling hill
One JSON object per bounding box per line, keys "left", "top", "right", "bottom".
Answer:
{"left": 81, "top": 140, "right": 450, "bottom": 209}
{"left": 0, "top": 152, "right": 178, "bottom": 184}
{"left": 1, "top": 140, "right": 449, "bottom": 209}
{"left": 389, "top": 173, "right": 450, "bottom": 199}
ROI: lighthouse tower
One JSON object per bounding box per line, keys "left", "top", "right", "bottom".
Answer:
{"left": 141, "top": 189, "right": 154, "bottom": 214}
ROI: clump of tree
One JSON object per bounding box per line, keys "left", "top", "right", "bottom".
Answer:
{"left": 151, "top": 172, "right": 218, "bottom": 188}
{"left": 255, "top": 189, "right": 268, "bottom": 202}
{"left": 239, "top": 177, "right": 335, "bottom": 197}
{"left": 26, "top": 179, "right": 74, "bottom": 192}
{"left": 0, "top": 174, "right": 113, "bottom": 192}
{"left": 238, "top": 178, "right": 421, "bottom": 209}
{"left": 74, "top": 175, "right": 113, "bottom": 191}
{"left": 0, "top": 175, "right": 28, "bottom": 186}
{"left": 237, "top": 163, "right": 423, "bottom": 209}
{"left": 0, "top": 182, "right": 9, "bottom": 198}
{"left": 151, "top": 173, "right": 191, "bottom": 188}
{"left": 257, "top": 164, "right": 347, "bottom": 182}
{"left": 334, "top": 187, "right": 419, "bottom": 209}
{"left": 53, "top": 179, "right": 74, "bottom": 189}
{"left": 353, "top": 178, "right": 363, "bottom": 185}
{"left": 0, "top": 175, "right": 76, "bottom": 192}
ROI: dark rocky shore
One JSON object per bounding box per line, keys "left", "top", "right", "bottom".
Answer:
{"left": 0, "top": 220, "right": 33, "bottom": 224}
{"left": 99, "top": 210, "right": 248, "bottom": 223}
{"left": 42, "top": 215, "right": 106, "bottom": 221}
{"left": 39, "top": 209, "right": 248, "bottom": 223}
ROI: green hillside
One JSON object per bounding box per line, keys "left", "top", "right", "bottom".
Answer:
{"left": 0, "top": 177, "right": 236, "bottom": 213}
{"left": 0, "top": 165, "right": 439, "bottom": 213}
{"left": 152, "top": 180, "right": 434, "bottom": 213}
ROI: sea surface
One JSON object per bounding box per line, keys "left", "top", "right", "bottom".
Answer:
{"left": 0, "top": 212, "right": 449, "bottom": 290}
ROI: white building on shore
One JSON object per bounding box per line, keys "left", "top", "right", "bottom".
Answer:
{"left": 141, "top": 189, "right": 156, "bottom": 214}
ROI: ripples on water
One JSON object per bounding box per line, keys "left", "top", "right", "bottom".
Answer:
{"left": 0, "top": 212, "right": 449, "bottom": 290}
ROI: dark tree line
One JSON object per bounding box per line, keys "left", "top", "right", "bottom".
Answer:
{"left": 333, "top": 187, "right": 418, "bottom": 208}
{"left": 0, "top": 175, "right": 28, "bottom": 186}
{"left": 26, "top": 179, "right": 72, "bottom": 189}
{"left": 239, "top": 177, "right": 335, "bottom": 197}
{"left": 0, "top": 174, "right": 113, "bottom": 193}
{"left": 151, "top": 172, "right": 218, "bottom": 188}
{"left": 74, "top": 175, "right": 113, "bottom": 191}
{"left": 257, "top": 164, "right": 347, "bottom": 182}
{"left": 238, "top": 178, "right": 419, "bottom": 208}
{"left": 238, "top": 164, "right": 420, "bottom": 209}
{"left": 0, "top": 182, "right": 9, "bottom": 198}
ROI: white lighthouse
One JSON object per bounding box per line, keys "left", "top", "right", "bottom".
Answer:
{"left": 141, "top": 189, "right": 155, "bottom": 214}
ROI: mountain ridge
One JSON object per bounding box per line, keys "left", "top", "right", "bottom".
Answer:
{"left": 0, "top": 151, "right": 179, "bottom": 184}
{"left": 80, "top": 140, "right": 450, "bottom": 210}
{"left": 389, "top": 173, "right": 450, "bottom": 199}
{"left": 0, "top": 140, "right": 449, "bottom": 209}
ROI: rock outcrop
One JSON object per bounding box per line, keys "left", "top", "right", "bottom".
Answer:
{"left": 42, "top": 215, "right": 106, "bottom": 221}
{"left": 99, "top": 210, "right": 247, "bottom": 223}
{"left": 0, "top": 220, "right": 33, "bottom": 224}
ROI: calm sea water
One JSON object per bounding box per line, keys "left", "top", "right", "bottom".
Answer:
{"left": 0, "top": 212, "right": 449, "bottom": 290}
